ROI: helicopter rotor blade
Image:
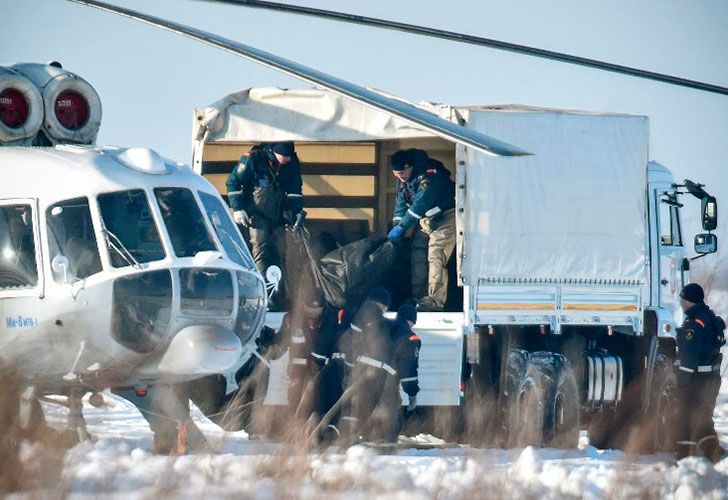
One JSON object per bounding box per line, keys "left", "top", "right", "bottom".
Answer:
{"left": 66, "top": 0, "right": 531, "bottom": 157}
{"left": 199, "top": 0, "right": 728, "bottom": 97}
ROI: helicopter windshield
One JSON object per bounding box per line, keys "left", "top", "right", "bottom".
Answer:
{"left": 197, "top": 191, "right": 256, "bottom": 270}
{"left": 0, "top": 203, "right": 38, "bottom": 290}
{"left": 47, "top": 197, "right": 102, "bottom": 282}
{"left": 97, "top": 190, "right": 166, "bottom": 267}
{"left": 153, "top": 187, "right": 217, "bottom": 258}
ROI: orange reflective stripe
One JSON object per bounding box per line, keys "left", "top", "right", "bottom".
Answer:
{"left": 338, "top": 309, "right": 344, "bottom": 323}
{"left": 409, "top": 334, "right": 420, "bottom": 341}
{"left": 695, "top": 319, "right": 705, "bottom": 327}
{"left": 426, "top": 168, "right": 436, "bottom": 174}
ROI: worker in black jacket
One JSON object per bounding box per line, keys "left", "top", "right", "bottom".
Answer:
{"left": 226, "top": 141, "right": 304, "bottom": 309}
{"left": 675, "top": 283, "right": 726, "bottom": 462}
{"left": 327, "top": 288, "right": 391, "bottom": 444}
{"left": 386, "top": 149, "right": 456, "bottom": 312}
{"left": 278, "top": 288, "right": 337, "bottom": 424}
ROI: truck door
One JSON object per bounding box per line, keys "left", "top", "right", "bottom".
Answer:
{"left": 655, "top": 189, "right": 684, "bottom": 313}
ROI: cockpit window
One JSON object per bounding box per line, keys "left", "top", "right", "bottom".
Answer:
{"left": 153, "top": 188, "right": 217, "bottom": 258}
{"left": 47, "top": 197, "right": 102, "bottom": 282}
{"left": 198, "top": 191, "right": 256, "bottom": 270}
{"left": 0, "top": 204, "right": 38, "bottom": 290}
{"left": 98, "top": 190, "right": 165, "bottom": 267}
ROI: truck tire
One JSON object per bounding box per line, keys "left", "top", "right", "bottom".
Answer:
{"left": 505, "top": 351, "right": 580, "bottom": 448}
{"left": 501, "top": 349, "right": 532, "bottom": 446}
{"left": 645, "top": 354, "right": 677, "bottom": 452}
{"left": 545, "top": 362, "right": 580, "bottom": 448}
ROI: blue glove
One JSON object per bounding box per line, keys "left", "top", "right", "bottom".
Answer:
{"left": 388, "top": 225, "right": 405, "bottom": 241}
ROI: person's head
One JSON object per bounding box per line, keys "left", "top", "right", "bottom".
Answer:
{"left": 390, "top": 149, "right": 428, "bottom": 183}
{"left": 365, "top": 287, "right": 391, "bottom": 313}
{"left": 679, "top": 282, "right": 705, "bottom": 311}
{"left": 396, "top": 303, "right": 417, "bottom": 327}
{"left": 271, "top": 141, "right": 295, "bottom": 165}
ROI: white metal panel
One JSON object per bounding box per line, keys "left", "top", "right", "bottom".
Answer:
{"left": 403, "top": 312, "right": 463, "bottom": 406}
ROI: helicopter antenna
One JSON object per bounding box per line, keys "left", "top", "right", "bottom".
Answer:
{"left": 199, "top": 0, "right": 728, "bottom": 97}
{"left": 66, "top": 0, "right": 531, "bottom": 157}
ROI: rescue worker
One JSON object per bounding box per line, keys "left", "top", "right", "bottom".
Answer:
{"left": 226, "top": 141, "right": 305, "bottom": 310}
{"left": 322, "top": 287, "right": 391, "bottom": 445}
{"left": 278, "top": 288, "right": 335, "bottom": 423}
{"left": 386, "top": 149, "right": 456, "bottom": 312}
{"left": 675, "top": 283, "right": 726, "bottom": 462}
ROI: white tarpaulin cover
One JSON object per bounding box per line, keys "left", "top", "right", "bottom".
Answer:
{"left": 460, "top": 106, "right": 648, "bottom": 283}
{"left": 193, "top": 87, "right": 446, "bottom": 143}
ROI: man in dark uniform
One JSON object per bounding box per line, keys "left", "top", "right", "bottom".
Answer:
{"left": 386, "top": 149, "right": 456, "bottom": 312}
{"left": 277, "top": 288, "right": 337, "bottom": 424}
{"left": 675, "top": 283, "right": 726, "bottom": 462}
{"left": 323, "top": 288, "right": 391, "bottom": 444}
{"left": 226, "top": 141, "right": 304, "bottom": 309}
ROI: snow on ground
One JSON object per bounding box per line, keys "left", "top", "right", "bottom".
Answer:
{"left": 11, "top": 373, "right": 728, "bottom": 499}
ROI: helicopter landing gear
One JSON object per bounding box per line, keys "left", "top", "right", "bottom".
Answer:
{"left": 66, "top": 389, "right": 91, "bottom": 442}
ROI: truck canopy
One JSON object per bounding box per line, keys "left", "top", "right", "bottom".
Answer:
{"left": 192, "top": 87, "right": 448, "bottom": 143}
{"left": 459, "top": 106, "right": 649, "bottom": 285}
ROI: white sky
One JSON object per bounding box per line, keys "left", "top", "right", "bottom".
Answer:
{"left": 3, "top": 0, "right": 727, "bottom": 288}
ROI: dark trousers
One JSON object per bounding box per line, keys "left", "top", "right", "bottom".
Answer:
{"left": 314, "top": 360, "right": 346, "bottom": 423}
{"left": 676, "top": 371, "right": 721, "bottom": 459}
{"left": 346, "top": 367, "right": 402, "bottom": 444}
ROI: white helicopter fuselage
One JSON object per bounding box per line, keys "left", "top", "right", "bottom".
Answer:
{"left": 0, "top": 145, "right": 266, "bottom": 393}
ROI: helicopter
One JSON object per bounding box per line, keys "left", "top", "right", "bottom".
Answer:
{"left": 0, "top": 61, "right": 272, "bottom": 444}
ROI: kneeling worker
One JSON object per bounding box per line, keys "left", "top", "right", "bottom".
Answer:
{"left": 387, "top": 149, "right": 456, "bottom": 312}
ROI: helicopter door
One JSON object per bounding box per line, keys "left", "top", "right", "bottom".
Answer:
{"left": 0, "top": 199, "right": 43, "bottom": 297}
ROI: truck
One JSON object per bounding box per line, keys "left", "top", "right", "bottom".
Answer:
{"left": 191, "top": 87, "right": 719, "bottom": 450}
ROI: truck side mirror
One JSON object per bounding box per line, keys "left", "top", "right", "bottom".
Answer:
{"left": 701, "top": 196, "right": 717, "bottom": 231}
{"left": 694, "top": 233, "right": 717, "bottom": 254}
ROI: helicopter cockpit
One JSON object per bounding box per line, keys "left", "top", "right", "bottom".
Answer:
{"left": 0, "top": 143, "right": 267, "bottom": 390}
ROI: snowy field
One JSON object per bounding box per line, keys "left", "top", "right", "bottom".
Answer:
{"left": 9, "top": 371, "right": 727, "bottom": 499}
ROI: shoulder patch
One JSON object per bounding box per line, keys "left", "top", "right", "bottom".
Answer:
{"left": 419, "top": 179, "right": 430, "bottom": 189}
{"left": 237, "top": 164, "right": 246, "bottom": 174}
{"left": 684, "top": 329, "right": 694, "bottom": 340}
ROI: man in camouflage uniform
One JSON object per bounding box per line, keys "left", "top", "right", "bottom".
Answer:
{"left": 226, "top": 141, "right": 304, "bottom": 309}
{"left": 387, "top": 149, "right": 456, "bottom": 312}
{"left": 675, "top": 283, "right": 726, "bottom": 462}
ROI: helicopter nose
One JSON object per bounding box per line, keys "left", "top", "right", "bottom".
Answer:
{"left": 157, "top": 324, "right": 242, "bottom": 375}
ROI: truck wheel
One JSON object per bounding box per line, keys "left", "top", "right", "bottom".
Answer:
{"left": 505, "top": 351, "right": 580, "bottom": 448}
{"left": 545, "top": 363, "right": 580, "bottom": 448}
{"left": 646, "top": 354, "right": 677, "bottom": 452}
{"left": 508, "top": 366, "right": 547, "bottom": 446}
{"left": 502, "top": 349, "right": 532, "bottom": 446}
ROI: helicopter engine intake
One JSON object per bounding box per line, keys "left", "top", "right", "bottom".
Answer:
{"left": 0, "top": 67, "right": 43, "bottom": 145}
{"left": 10, "top": 62, "right": 102, "bottom": 145}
